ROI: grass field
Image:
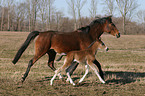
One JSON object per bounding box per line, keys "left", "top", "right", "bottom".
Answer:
{"left": 0, "top": 31, "right": 145, "bottom": 96}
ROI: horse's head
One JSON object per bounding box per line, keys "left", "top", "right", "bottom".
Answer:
{"left": 103, "top": 16, "right": 120, "bottom": 38}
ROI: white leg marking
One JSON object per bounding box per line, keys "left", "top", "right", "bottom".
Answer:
{"left": 58, "top": 73, "right": 63, "bottom": 79}
{"left": 66, "top": 72, "right": 75, "bottom": 86}
{"left": 66, "top": 78, "right": 70, "bottom": 82}
{"left": 94, "top": 70, "right": 105, "bottom": 83}
{"left": 89, "top": 65, "right": 105, "bottom": 84}
{"left": 50, "top": 74, "right": 57, "bottom": 85}
{"left": 50, "top": 70, "right": 59, "bottom": 85}
{"left": 79, "top": 65, "right": 89, "bottom": 83}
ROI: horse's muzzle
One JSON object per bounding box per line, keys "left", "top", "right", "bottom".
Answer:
{"left": 116, "top": 33, "right": 120, "bottom": 38}
{"left": 106, "top": 48, "right": 109, "bottom": 51}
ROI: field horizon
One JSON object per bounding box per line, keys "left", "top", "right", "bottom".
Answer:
{"left": 0, "top": 31, "right": 145, "bottom": 96}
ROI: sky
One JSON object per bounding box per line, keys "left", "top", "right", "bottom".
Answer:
{"left": 54, "top": 0, "right": 145, "bottom": 22}
{"left": 16, "top": 0, "right": 145, "bottom": 22}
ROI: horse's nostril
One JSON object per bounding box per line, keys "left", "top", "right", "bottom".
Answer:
{"left": 116, "top": 33, "right": 120, "bottom": 38}
{"left": 106, "top": 48, "right": 109, "bottom": 51}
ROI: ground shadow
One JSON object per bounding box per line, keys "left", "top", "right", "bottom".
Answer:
{"left": 37, "top": 71, "right": 145, "bottom": 85}
{"left": 105, "top": 71, "right": 145, "bottom": 84}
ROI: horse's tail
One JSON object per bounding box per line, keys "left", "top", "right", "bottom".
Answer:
{"left": 12, "top": 31, "right": 39, "bottom": 64}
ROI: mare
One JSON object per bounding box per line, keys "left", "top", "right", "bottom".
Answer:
{"left": 50, "top": 40, "right": 109, "bottom": 85}
{"left": 12, "top": 16, "right": 120, "bottom": 83}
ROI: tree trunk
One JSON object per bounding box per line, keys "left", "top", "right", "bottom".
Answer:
{"left": 29, "top": 14, "right": 31, "bottom": 32}
{"left": 8, "top": 10, "right": 10, "bottom": 31}
{"left": 1, "top": 7, "right": 4, "bottom": 31}
{"left": 123, "top": 16, "right": 126, "bottom": 35}
{"left": 48, "top": 5, "right": 51, "bottom": 30}
{"left": 78, "top": 11, "right": 82, "bottom": 27}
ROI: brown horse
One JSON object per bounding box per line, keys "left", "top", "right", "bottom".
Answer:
{"left": 12, "top": 16, "right": 120, "bottom": 83}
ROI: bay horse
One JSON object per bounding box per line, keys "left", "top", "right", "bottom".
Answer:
{"left": 50, "top": 40, "right": 109, "bottom": 85}
{"left": 12, "top": 16, "right": 120, "bottom": 83}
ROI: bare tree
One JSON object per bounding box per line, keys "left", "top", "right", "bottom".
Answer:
{"left": 26, "top": 0, "right": 39, "bottom": 31}
{"left": 26, "top": 0, "right": 31, "bottom": 32}
{"left": 6, "top": 0, "right": 14, "bottom": 31}
{"left": 14, "top": 2, "right": 27, "bottom": 31}
{"left": 137, "top": 10, "right": 145, "bottom": 23}
{"left": 89, "top": 0, "right": 98, "bottom": 19}
{"left": 103, "top": 0, "right": 116, "bottom": 16}
{"left": 137, "top": 10, "right": 145, "bottom": 32}
{"left": 38, "top": 0, "right": 48, "bottom": 30}
{"left": 31, "top": 0, "right": 39, "bottom": 31}
{"left": 0, "top": 0, "right": 5, "bottom": 31}
{"left": 116, "top": 0, "right": 138, "bottom": 34}
{"left": 66, "top": 0, "right": 77, "bottom": 30}
{"left": 76, "top": 0, "right": 86, "bottom": 27}
{"left": 55, "top": 11, "right": 63, "bottom": 31}
{"left": 47, "top": 0, "right": 55, "bottom": 30}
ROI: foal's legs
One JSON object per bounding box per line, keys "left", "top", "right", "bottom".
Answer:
{"left": 50, "top": 59, "right": 73, "bottom": 85}
{"left": 78, "top": 65, "right": 89, "bottom": 83}
{"left": 66, "top": 62, "right": 89, "bottom": 85}
{"left": 65, "top": 61, "right": 79, "bottom": 82}
{"left": 87, "top": 60, "right": 105, "bottom": 84}
{"left": 93, "top": 59, "right": 104, "bottom": 80}
{"left": 66, "top": 62, "right": 79, "bottom": 76}
{"left": 66, "top": 72, "right": 75, "bottom": 86}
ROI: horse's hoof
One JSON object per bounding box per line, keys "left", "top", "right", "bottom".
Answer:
{"left": 50, "top": 83, "right": 53, "bottom": 86}
{"left": 102, "top": 81, "right": 105, "bottom": 84}
{"left": 16, "top": 80, "right": 23, "bottom": 85}
{"left": 72, "top": 83, "right": 76, "bottom": 86}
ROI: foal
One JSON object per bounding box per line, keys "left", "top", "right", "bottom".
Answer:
{"left": 50, "top": 40, "right": 108, "bottom": 85}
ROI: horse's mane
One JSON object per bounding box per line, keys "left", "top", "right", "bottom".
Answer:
{"left": 77, "top": 16, "right": 112, "bottom": 34}
{"left": 77, "top": 26, "right": 90, "bottom": 34}
{"left": 89, "top": 16, "right": 112, "bottom": 26}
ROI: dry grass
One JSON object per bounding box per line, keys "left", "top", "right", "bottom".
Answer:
{"left": 0, "top": 31, "right": 145, "bottom": 96}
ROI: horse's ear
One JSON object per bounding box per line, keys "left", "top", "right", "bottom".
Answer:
{"left": 108, "top": 15, "right": 112, "bottom": 18}
{"left": 84, "top": 26, "right": 90, "bottom": 33}
{"left": 107, "top": 15, "right": 112, "bottom": 22}
{"left": 77, "top": 26, "right": 90, "bottom": 33}
{"left": 95, "top": 16, "right": 100, "bottom": 19}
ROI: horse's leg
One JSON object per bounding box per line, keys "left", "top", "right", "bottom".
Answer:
{"left": 87, "top": 60, "right": 105, "bottom": 84}
{"left": 21, "top": 53, "right": 46, "bottom": 83}
{"left": 47, "top": 49, "right": 63, "bottom": 79}
{"left": 21, "top": 59, "right": 33, "bottom": 83}
{"left": 50, "top": 67, "right": 64, "bottom": 85}
{"left": 65, "top": 61, "right": 79, "bottom": 82}
{"left": 66, "top": 72, "right": 75, "bottom": 86}
{"left": 78, "top": 65, "right": 89, "bottom": 83}
{"left": 93, "top": 59, "right": 104, "bottom": 80}
{"left": 50, "top": 68, "right": 64, "bottom": 85}
{"left": 50, "top": 59, "right": 72, "bottom": 85}
{"left": 47, "top": 49, "right": 56, "bottom": 71}
{"left": 66, "top": 62, "right": 79, "bottom": 76}
{"left": 50, "top": 70, "right": 58, "bottom": 85}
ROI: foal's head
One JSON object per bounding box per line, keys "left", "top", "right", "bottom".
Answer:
{"left": 93, "top": 40, "right": 109, "bottom": 52}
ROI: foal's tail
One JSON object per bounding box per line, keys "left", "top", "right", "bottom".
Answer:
{"left": 56, "top": 54, "right": 66, "bottom": 61}
{"left": 12, "top": 31, "right": 39, "bottom": 64}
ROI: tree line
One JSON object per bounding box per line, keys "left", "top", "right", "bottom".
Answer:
{"left": 0, "top": 0, "right": 145, "bottom": 35}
